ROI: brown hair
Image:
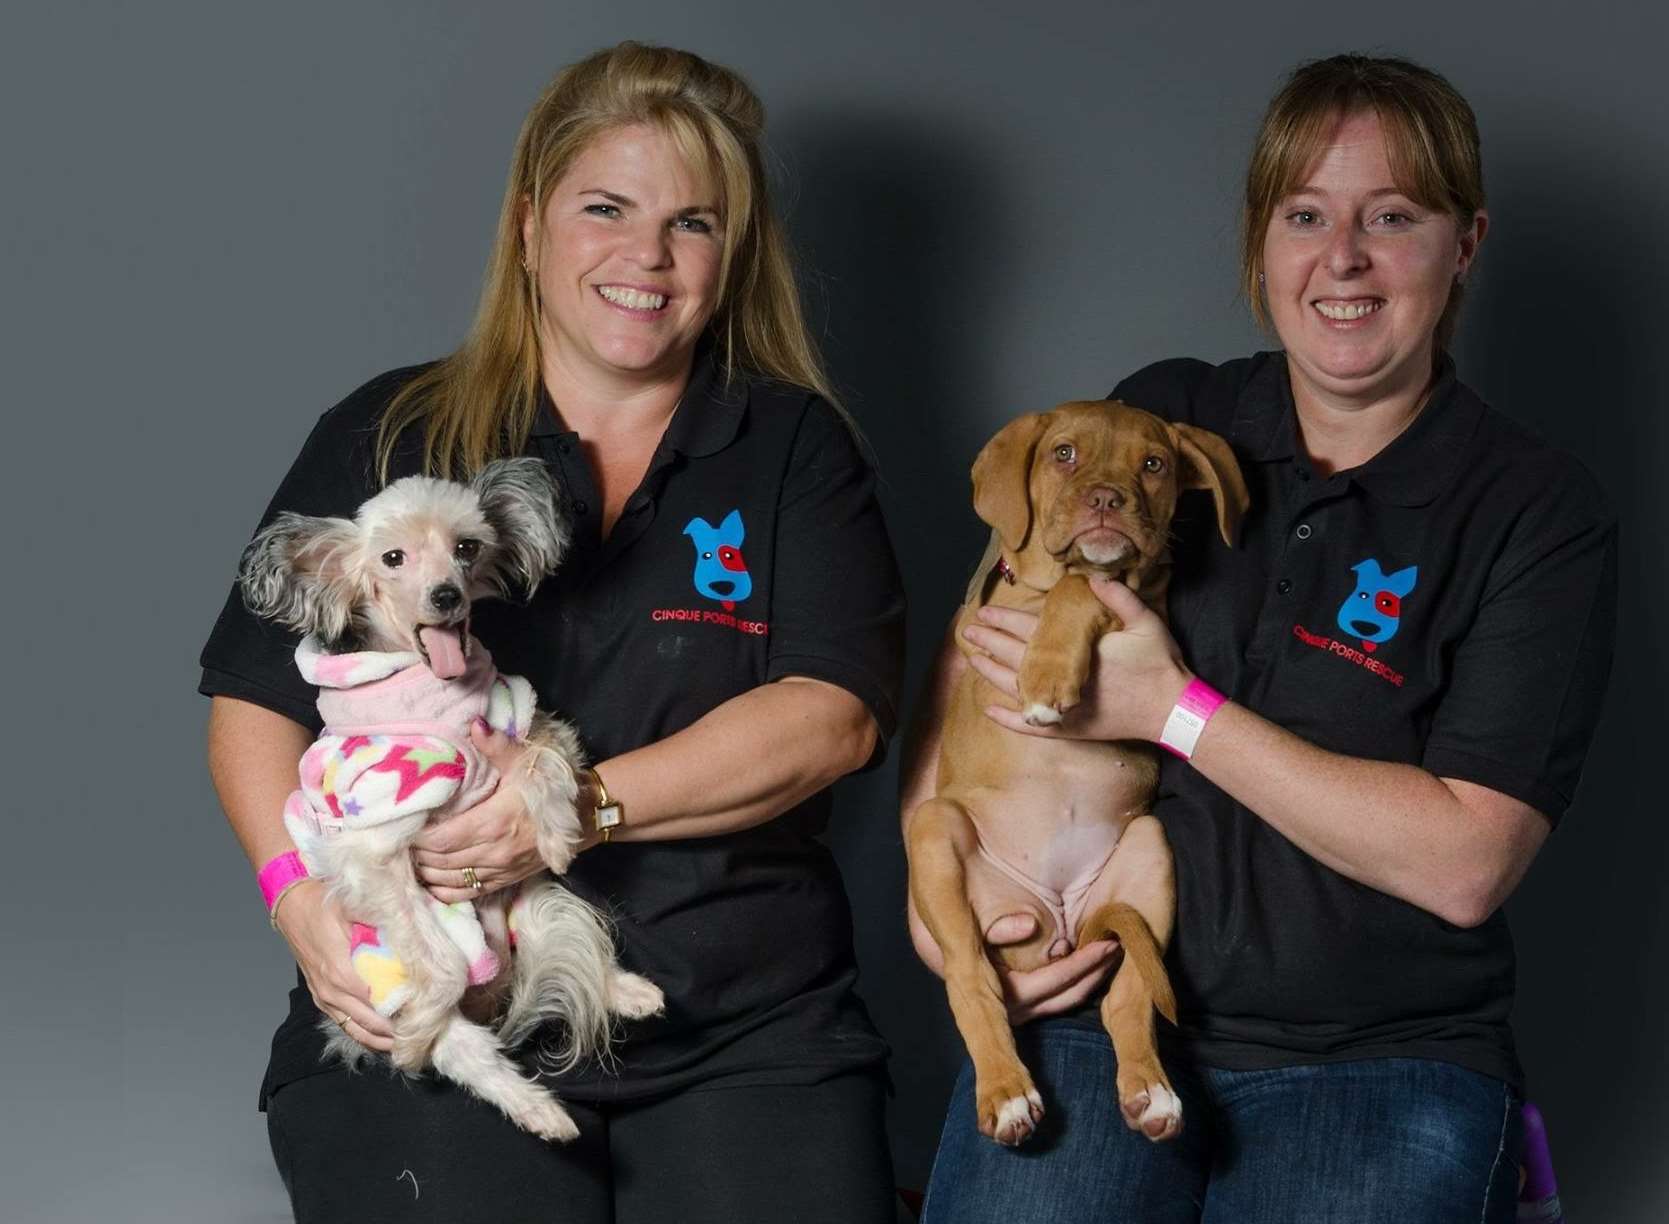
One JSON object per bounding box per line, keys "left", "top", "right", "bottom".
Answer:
{"left": 1241, "top": 54, "right": 1485, "bottom": 348}
{"left": 376, "top": 42, "right": 836, "bottom": 480}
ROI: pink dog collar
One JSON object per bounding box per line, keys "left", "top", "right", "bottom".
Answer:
{"left": 1158, "top": 678, "right": 1226, "bottom": 761}
{"left": 259, "top": 851, "right": 310, "bottom": 921}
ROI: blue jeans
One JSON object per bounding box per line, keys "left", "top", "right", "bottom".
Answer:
{"left": 921, "top": 1019, "right": 1521, "bottom": 1224}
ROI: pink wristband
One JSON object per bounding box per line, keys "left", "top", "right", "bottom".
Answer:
{"left": 258, "top": 851, "right": 310, "bottom": 912}
{"left": 1158, "top": 678, "right": 1226, "bottom": 760}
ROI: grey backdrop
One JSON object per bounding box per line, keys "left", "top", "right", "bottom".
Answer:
{"left": 5, "top": 1, "right": 1665, "bottom": 1220}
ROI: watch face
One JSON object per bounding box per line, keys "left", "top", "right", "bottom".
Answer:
{"left": 595, "top": 802, "right": 623, "bottom": 830}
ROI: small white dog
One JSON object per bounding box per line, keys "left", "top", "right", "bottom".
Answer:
{"left": 240, "top": 456, "right": 662, "bottom": 1141}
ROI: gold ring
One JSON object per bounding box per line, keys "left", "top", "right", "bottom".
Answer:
{"left": 335, "top": 1012, "right": 351, "bottom": 1029}
{"left": 462, "top": 866, "right": 482, "bottom": 893}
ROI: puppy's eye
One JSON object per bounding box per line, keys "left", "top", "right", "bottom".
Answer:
{"left": 1054, "top": 443, "right": 1076, "bottom": 464}
{"left": 1143, "top": 455, "right": 1166, "bottom": 474}
{"left": 381, "top": 549, "right": 405, "bottom": 569}
{"left": 454, "top": 538, "right": 482, "bottom": 564}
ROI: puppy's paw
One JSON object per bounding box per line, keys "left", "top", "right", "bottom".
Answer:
{"left": 608, "top": 971, "right": 665, "bottom": 1019}
{"left": 1118, "top": 1070, "right": 1183, "bottom": 1142}
{"left": 1017, "top": 652, "right": 1087, "bottom": 724}
{"left": 540, "top": 836, "right": 578, "bottom": 876}
{"left": 1023, "top": 703, "right": 1063, "bottom": 727}
{"left": 992, "top": 1089, "right": 1045, "bottom": 1147}
{"left": 518, "top": 1097, "right": 581, "bottom": 1144}
{"left": 976, "top": 1072, "right": 1045, "bottom": 1147}
{"left": 389, "top": 1034, "right": 433, "bottom": 1073}
{"left": 530, "top": 798, "right": 585, "bottom": 875}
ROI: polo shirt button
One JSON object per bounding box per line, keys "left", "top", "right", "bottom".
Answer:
{"left": 1295, "top": 523, "right": 1313, "bottom": 540}
{"left": 559, "top": 440, "right": 573, "bottom": 455}
{"left": 1277, "top": 578, "right": 1293, "bottom": 595}
{"left": 572, "top": 499, "right": 589, "bottom": 515}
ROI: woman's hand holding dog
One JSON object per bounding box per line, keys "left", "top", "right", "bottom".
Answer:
{"left": 907, "top": 899, "right": 1122, "bottom": 1023}
{"left": 413, "top": 722, "right": 594, "bottom": 903}
{"left": 272, "top": 879, "right": 397, "bottom": 1052}
{"left": 966, "top": 578, "right": 1190, "bottom": 743}
{"left": 206, "top": 698, "right": 396, "bottom": 1050}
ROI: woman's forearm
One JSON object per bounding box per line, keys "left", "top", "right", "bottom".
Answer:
{"left": 593, "top": 676, "right": 879, "bottom": 842}
{"left": 206, "top": 696, "right": 314, "bottom": 872}
{"left": 1187, "top": 700, "right": 1549, "bottom": 927}
{"left": 965, "top": 588, "right": 1553, "bottom": 931}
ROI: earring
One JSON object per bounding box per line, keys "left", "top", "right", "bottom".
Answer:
{"left": 1257, "top": 272, "right": 1265, "bottom": 285}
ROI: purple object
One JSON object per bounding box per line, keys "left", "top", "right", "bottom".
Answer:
{"left": 1517, "top": 1102, "right": 1564, "bottom": 1223}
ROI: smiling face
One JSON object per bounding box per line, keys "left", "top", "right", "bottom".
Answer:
{"left": 1261, "top": 110, "right": 1486, "bottom": 410}
{"left": 522, "top": 123, "right": 725, "bottom": 388}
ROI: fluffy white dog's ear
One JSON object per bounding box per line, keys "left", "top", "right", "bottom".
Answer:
{"left": 239, "top": 512, "right": 365, "bottom": 644}
{"left": 471, "top": 458, "right": 569, "bottom": 600}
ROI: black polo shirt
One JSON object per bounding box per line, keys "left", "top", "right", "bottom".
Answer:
{"left": 1112, "top": 351, "right": 1617, "bottom": 1089}
{"left": 200, "top": 350, "right": 905, "bottom": 1104}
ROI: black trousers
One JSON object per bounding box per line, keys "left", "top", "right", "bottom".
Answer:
{"left": 266, "top": 1063, "right": 897, "bottom": 1223}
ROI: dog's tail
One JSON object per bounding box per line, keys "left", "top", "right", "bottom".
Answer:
{"left": 498, "top": 881, "right": 617, "bottom": 1070}
{"left": 1082, "top": 902, "right": 1177, "bottom": 1025}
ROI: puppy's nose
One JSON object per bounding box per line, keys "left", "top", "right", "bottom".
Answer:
{"left": 1085, "top": 485, "right": 1125, "bottom": 512}
{"left": 429, "top": 584, "right": 463, "bottom": 613}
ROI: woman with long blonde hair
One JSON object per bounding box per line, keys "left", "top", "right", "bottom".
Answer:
{"left": 202, "top": 42, "right": 902, "bottom": 1222}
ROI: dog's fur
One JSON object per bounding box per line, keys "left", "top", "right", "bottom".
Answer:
{"left": 240, "top": 457, "right": 663, "bottom": 1141}
{"left": 907, "top": 401, "right": 1247, "bottom": 1146}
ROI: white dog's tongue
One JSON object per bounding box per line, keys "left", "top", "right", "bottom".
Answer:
{"left": 419, "top": 626, "right": 467, "bottom": 680}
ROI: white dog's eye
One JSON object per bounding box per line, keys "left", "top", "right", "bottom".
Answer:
{"left": 1144, "top": 455, "right": 1166, "bottom": 474}
{"left": 381, "top": 549, "right": 405, "bottom": 568}
{"left": 1054, "top": 443, "right": 1075, "bottom": 463}
{"left": 455, "top": 538, "right": 482, "bottom": 564}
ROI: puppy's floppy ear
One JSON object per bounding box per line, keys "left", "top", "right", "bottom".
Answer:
{"left": 1171, "top": 423, "right": 1250, "bottom": 547}
{"left": 239, "top": 512, "right": 364, "bottom": 642}
{"left": 472, "top": 457, "right": 569, "bottom": 600}
{"left": 972, "top": 412, "right": 1050, "bottom": 552}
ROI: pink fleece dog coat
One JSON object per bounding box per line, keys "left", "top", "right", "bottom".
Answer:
{"left": 282, "top": 635, "right": 537, "bottom": 1015}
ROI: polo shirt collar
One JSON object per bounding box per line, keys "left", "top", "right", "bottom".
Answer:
{"left": 659, "top": 342, "right": 747, "bottom": 458}
{"left": 1348, "top": 354, "right": 1483, "bottom": 506}
{"left": 1230, "top": 354, "right": 1299, "bottom": 464}
{"left": 1233, "top": 350, "right": 1484, "bottom": 507}
{"left": 529, "top": 338, "right": 747, "bottom": 458}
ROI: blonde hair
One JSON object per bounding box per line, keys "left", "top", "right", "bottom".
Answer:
{"left": 1241, "top": 54, "right": 1486, "bottom": 349}
{"left": 377, "top": 42, "right": 836, "bottom": 480}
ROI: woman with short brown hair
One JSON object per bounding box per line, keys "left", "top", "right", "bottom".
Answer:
{"left": 910, "top": 54, "right": 1615, "bottom": 1222}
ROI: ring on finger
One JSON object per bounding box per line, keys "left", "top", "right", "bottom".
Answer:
{"left": 462, "top": 865, "right": 482, "bottom": 893}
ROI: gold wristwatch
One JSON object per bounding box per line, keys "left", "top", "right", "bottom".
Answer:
{"left": 586, "top": 767, "right": 623, "bottom": 842}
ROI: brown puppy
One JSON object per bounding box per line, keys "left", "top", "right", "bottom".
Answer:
{"left": 907, "top": 400, "right": 1247, "bottom": 1146}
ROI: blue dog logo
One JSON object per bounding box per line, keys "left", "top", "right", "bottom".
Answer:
{"left": 1335, "top": 559, "right": 1417, "bottom": 653}
{"left": 683, "top": 510, "right": 752, "bottom": 610}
